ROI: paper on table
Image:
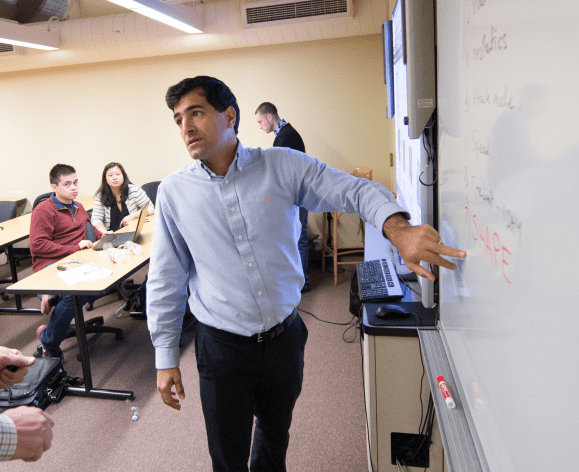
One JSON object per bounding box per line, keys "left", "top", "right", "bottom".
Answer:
{"left": 57, "top": 263, "right": 113, "bottom": 286}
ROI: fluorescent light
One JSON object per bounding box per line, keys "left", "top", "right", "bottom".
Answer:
{"left": 0, "top": 20, "right": 59, "bottom": 50}
{"left": 106, "top": 0, "right": 203, "bottom": 34}
{"left": 106, "top": 0, "right": 147, "bottom": 8}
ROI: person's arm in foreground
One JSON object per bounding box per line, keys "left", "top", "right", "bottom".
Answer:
{"left": 383, "top": 213, "right": 466, "bottom": 281}
{"left": 1, "top": 407, "right": 54, "bottom": 462}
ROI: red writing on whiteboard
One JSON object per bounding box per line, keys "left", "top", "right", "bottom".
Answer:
{"left": 465, "top": 197, "right": 512, "bottom": 283}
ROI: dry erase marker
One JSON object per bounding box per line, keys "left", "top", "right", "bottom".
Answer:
{"left": 437, "top": 376, "right": 456, "bottom": 409}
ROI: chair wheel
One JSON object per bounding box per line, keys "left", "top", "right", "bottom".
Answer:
{"left": 0, "top": 293, "right": 9, "bottom": 301}
{"left": 85, "top": 302, "right": 94, "bottom": 311}
{"left": 115, "top": 332, "right": 124, "bottom": 341}
{"left": 77, "top": 354, "right": 82, "bottom": 362}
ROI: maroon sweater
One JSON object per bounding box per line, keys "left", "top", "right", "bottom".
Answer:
{"left": 30, "top": 196, "right": 103, "bottom": 273}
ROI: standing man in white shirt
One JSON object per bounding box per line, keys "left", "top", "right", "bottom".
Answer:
{"left": 147, "top": 76, "right": 465, "bottom": 472}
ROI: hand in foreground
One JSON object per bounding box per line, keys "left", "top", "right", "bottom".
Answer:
{"left": 4, "top": 407, "right": 54, "bottom": 462}
{"left": 78, "top": 240, "right": 94, "bottom": 249}
{"left": 157, "top": 368, "right": 185, "bottom": 410}
{"left": 383, "top": 214, "right": 466, "bottom": 282}
{"left": 0, "top": 347, "right": 35, "bottom": 388}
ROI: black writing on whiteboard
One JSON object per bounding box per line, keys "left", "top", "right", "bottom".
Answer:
{"left": 472, "top": 130, "right": 489, "bottom": 161}
{"left": 463, "top": 0, "right": 488, "bottom": 24}
{"left": 472, "top": 26, "right": 508, "bottom": 61}
{"left": 502, "top": 205, "right": 523, "bottom": 245}
{"left": 468, "top": 85, "right": 515, "bottom": 111}
{"left": 464, "top": 169, "right": 523, "bottom": 246}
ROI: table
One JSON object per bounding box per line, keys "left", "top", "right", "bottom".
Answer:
{"left": 361, "top": 223, "right": 445, "bottom": 471}
{"left": 0, "top": 196, "right": 94, "bottom": 313}
{"left": 6, "top": 215, "right": 154, "bottom": 401}
{"left": 0, "top": 197, "right": 27, "bottom": 209}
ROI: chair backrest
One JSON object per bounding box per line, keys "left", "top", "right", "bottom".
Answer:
{"left": 33, "top": 192, "right": 53, "bottom": 210}
{"left": 141, "top": 181, "right": 161, "bottom": 206}
{"left": 85, "top": 221, "right": 97, "bottom": 243}
{"left": 0, "top": 201, "right": 17, "bottom": 223}
{"left": 352, "top": 167, "right": 373, "bottom": 181}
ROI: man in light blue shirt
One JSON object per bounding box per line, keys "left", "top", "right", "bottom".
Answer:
{"left": 147, "top": 76, "right": 465, "bottom": 472}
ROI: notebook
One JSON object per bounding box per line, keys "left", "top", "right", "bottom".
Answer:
{"left": 92, "top": 207, "right": 147, "bottom": 250}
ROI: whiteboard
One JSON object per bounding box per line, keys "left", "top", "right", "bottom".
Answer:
{"left": 436, "top": 1, "right": 579, "bottom": 471}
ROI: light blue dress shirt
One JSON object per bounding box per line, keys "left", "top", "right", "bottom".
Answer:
{"left": 147, "top": 141, "right": 408, "bottom": 369}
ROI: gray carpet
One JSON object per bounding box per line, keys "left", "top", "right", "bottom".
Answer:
{"left": 0, "top": 257, "right": 367, "bottom": 471}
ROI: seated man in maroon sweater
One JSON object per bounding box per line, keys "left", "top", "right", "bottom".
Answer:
{"left": 30, "top": 164, "right": 103, "bottom": 362}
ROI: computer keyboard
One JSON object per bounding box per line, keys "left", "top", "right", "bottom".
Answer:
{"left": 356, "top": 258, "right": 404, "bottom": 302}
{"left": 110, "top": 232, "right": 134, "bottom": 247}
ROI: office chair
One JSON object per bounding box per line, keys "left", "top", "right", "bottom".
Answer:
{"left": 32, "top": 192, "right": 53, "bottom": 210}
{"left": 10, "top": 192, "right": 54, "bottom": 269}
{"left": 141, "top": 181, "right": 161, "bottom": 205}
{"left": 0, "top": 201, "right": 18, "bottom": 301}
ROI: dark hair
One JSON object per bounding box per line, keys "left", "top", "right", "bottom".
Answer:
{"left": 49, "top": 164, "right": 76, "bottom": 186}
{"left": 96, "top": 162, "right": 132, "bottom": 208}
{"left": 165, "top": 76, "right": 240, "bottom": 135}
{"left": 255, "top": 102, "right": 279, "bottom": 119}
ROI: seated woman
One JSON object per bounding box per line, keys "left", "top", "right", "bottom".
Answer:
{"left": 91, "top": 162, "right": 154, "bottom": 233}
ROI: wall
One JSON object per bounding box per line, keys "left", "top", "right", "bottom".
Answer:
{"left": 0, "top": 34, "right": 393, "bottom": 245}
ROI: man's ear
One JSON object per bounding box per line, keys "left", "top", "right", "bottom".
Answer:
{"left": 50, "top": 183, "right": 57, "bottom": 192}
{"left": 225, "top": 106, "right": 237, "bottom": 129}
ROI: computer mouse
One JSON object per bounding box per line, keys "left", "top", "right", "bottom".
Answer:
{"left": 375, "top": 304, "right": 410, "bottom": 319}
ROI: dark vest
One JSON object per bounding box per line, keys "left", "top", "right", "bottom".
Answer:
{"left": 273, "top": 123, "right": 305, "bottom": 153}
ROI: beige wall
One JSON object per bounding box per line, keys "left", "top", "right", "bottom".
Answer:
{"left": 0, "top": 34, "right": 394, "bottom": 244}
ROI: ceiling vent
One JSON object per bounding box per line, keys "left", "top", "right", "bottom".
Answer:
{"left": 0, "top": 43, "right": 27, "bottom": 56}
{"left": 241, "top": 0, "right": 352, "bottom": 28}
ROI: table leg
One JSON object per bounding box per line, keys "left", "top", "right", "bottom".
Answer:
{"left": 0, "top": 245, "right": 41, "bottom": 314}
{"left": 64, "top": 295, "right": 134, "bottom": 402}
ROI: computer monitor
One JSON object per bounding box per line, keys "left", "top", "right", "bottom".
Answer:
{"left": 392, "top": 0, "right": 436, "bottom": 307}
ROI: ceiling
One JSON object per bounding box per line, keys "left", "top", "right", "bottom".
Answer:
{"left": 0, "top": 0, "right": 389, "bottom": 74}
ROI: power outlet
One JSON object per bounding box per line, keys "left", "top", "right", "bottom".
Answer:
{"left": 391, "top": 432, "right": 430, "bottom": 468}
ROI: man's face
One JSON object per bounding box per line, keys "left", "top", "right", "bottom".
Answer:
{"left": 51, "top": 173, "right": 78, "bottom": 204}
{"left": 173, "top": 88, "right": 236, "bottom": 162}
{"left": 256, "top": 113, "right": 275, "bottom": 134}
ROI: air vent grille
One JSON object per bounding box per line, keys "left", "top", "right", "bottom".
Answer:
{"left": 245, "top": 0, "right": 348, "bottom": 25}
{"left": 0, "top": 43, "right": 14, "bottom": 53}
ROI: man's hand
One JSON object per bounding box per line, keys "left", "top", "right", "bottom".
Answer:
{"left": 383, "top": 214, "right": 466, "bottom": 282}
{"left": 0, "top": 347, "right": 35, "bottom": 388}
{"left": 157, "top": 368, "right": 185, "bottom": 410}
{"left": 78, "top": 240, "right": 94, "bottom": 249}
{"left": 4, "top": 407, "right": 54, "bottom": 462}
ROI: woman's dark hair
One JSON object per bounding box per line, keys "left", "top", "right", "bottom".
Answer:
{"left": 165, "top": 76, "right": 240, "bottom": 135}
{"left": 96, "top": 162, "right": 131, "bottom": 208}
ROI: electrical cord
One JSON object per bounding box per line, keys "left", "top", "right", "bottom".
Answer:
{"left": 297, "top": 305, "right": 361, "bottom": 344}
{"left": 419, "top": 115, "right": 438, "bottom": 187}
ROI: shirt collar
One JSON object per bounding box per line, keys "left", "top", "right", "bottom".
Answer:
{"left": 50, "top": 194, "right": 78, "bottom": 210}
{"left": 274, "top": 119, "right": 287, "bottom": 138}
{"left": 193, "top": 140, "right": 249, "bottom": 176}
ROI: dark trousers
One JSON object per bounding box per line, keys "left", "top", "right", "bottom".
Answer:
{"left": 195, "top": 314, "right": 308, "bottom": 472}
{"left": 41, "top": 294, "right": 99, "bottom": 351}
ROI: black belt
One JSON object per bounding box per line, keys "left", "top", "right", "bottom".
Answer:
{"left": 206, "top": 310, "right": 298, "bottom": 344}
